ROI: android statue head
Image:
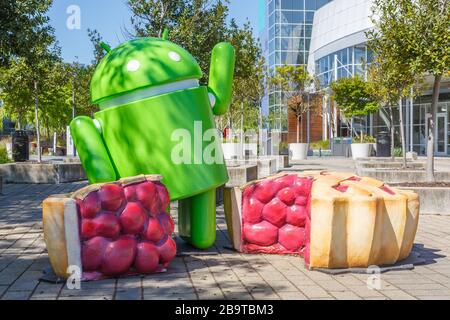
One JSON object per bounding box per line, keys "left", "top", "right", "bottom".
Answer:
{"left": 70, "top": 31, "right": 235, "bottom": 249}
{"left": 91, "top": 31, "right": 206, "bottom": 110}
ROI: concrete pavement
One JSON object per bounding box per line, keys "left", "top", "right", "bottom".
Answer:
{"left": 0, "top": 181, "right": 449, "bottom": 300}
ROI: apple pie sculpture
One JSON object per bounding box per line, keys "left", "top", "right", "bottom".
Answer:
{"left": 42, "top": 175, "right": 176, "bottom": 280}
{"left": 224, "top": 171, "right": 420, "bottom": 269}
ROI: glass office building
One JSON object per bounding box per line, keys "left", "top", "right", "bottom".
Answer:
{"left": 316, "top": 45, "right": 373, "bottom": 88}
{"left": 308, "top": 0, "right": 450, "bottom": 156}
{"left": 265, "top": 0, "right": 332, "bottom": 131}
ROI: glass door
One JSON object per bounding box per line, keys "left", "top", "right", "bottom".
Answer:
{"left": 436, "top": 113, "right": 447, "bottom": 156}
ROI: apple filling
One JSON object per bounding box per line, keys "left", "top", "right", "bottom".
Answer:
{"left": 75, "top": 180, "right": 176, "bottom": 279}
{"left": 241, "top": 174, "right": 313, "bottom": 264}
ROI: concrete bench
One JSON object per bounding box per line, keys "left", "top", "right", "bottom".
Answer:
{"left": 0, "top": 163, "right": 87, "bottom": 184}
{"left": 226, "top": 164, "right": 258, "bottom": 187}
{"left": 226, "top": 159, "right": 277, "bottom": 179}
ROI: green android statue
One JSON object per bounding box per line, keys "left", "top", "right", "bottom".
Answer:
{"left": 70, "top": 31, "right": 235, "bottom": 249}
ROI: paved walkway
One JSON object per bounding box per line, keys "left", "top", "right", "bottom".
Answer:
{"left": 0, "top": 182, "right": 449, "bottom": 300}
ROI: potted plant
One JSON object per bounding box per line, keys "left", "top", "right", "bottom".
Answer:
{"left": 331, "top": 76, "right": 380, "bottom": 160}
{"left": 270, "top": 65, "right": 321, "bottom": 161}
{"left": 222, "top": 137, "right": 241, "bottom": 160}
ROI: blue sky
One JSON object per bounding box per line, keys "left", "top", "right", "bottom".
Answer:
{"left": 49, "top": 0, "right": 262, "bottom": 65}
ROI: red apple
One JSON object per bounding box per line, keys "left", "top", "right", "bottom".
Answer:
{"left": 295, "top": 195, "right": 308, "bottom": 206}
{"left": 144, "top": 217, "right": 165, "bottom": 243}
{"left": 253, "top": 180, "right": 279, "bottom": 204}
{"left": 242, "top": 196, "right": 264, "bottom": 224}
{"left": 277, "top": 187, "right": 296, "bottom": 206}
{"left": 293, "top": 178, "right": 313, "bottom": 197}
{"left": 273, "top": 175, "right": 297, "bottom": 189}
{"left": 134, "top": 242, "right": 160, "bottom": 274}
{"left": 81, "top": 219, "right": 97, "bottom": 240}
{"left": 156, "top": 183, "right": 170, "bottom": 212}
{"left": 242, "top": 184, "right": 255, "bottom": 199}
{"left": 157, "top": 236, "right": 177, "bottom": 263}
{"left": 157, "top": 213, "right": 175, "bottom": 235}
{"left": 120, "top": 202, "right": 146, "bottom": 235}
{"left": 79, "top": 192, "right": 101, "bottom": 219}
{"left": 95, "top": 213, "right": 121, "bottom": 239}
{"left": 278, "top": 225, "right": 306, "bottom": 251}
{"left": 101, "top": 236, "right": 137, "bottom": 276}
{"left": 82, "top": 237, "right": 110, "bottom": 271}
{"left": 262, "top": 198, "right": 287, "bottom": 228}
{"left": 136, "top": 181, "right": 160, "bottom": 214}
{"left": 99, "top": 184, "right": 124, "bottom": 211}
{"left": 124, "top": 184, "right": 138, "bottom": 202}
{"left": 286, "top": 205, "right": 308, "bottom": 228}
{"left": 243, "top": 221, "right": 278, "bottom": 246}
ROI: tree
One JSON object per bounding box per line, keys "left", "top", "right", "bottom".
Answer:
{"left": 128, "top": 0, "right": 229, "bottom": 84}
{"left": 270, "top": 65, "right": 319, "bottom": 144}
{"left": 225, "top": 20, "right": 265, "bottom": 134}
{"left": 128, "top": 0, "right": 265, "bottom": 146}
{"left": 368, "top": 0, "right": 450, "bottom": 181}
{"left": 0, "top": 0, "right": 54, "bottom": 66}
{"left": 367, "top": 58, "right": 417, "bottom": 165}
{"left": 331, "top": 76, "right": 379, "bottom": 143}
{"left": 0, "top": 59, "right": 35, "bottom": 129}
{"left": 0, "top": 0, "right": 57, "bottom": 163}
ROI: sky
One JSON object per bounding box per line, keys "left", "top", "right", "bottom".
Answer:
{"left": 48, "top": 0, "right": 262, "bottom": 65}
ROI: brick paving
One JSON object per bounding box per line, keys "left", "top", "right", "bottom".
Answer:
{"left": 1, "top": 182, "right": 450, "bottom": 300}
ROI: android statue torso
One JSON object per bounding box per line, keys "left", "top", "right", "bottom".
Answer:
{"left": 94, "top": 86, "right": 228, "bottom": 201}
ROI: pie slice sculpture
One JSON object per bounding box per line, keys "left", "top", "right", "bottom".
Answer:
{"left": 224, "top": 171, "right": 420, "bottom": 269}
{"left": 42, "top": 175, "right": 176, "bottom": 280}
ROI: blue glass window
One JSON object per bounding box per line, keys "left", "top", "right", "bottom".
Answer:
{"left": 305, "top": 11, "right": 315, "bottom": 23}
{"left": 293, "top": 0, "right": 305, "bottom": 10}
{"left": 269, "top": 0, "right": 275, "bottom": 14}
{"left": 305, "top": 0, "right": 316, "bottom": 10}
{"left": 281, "top": 0, "right": 294, "bottom": 10}
{"left": 269, "top": 12, "right": 275, "bottom": 26}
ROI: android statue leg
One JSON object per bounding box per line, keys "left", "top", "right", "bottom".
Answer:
{"left": 178, "top": 189, "right": 216, "bottom": 249}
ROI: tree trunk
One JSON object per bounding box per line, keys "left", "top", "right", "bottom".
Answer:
{"left": 17, "top": 113, "right": 23, "bottom": 130}
{"left": 296, "top": 115, "right": 300, "bottom": 143}
{"left": 240, "top": 102, "right": 244, "bottom": 159}
{"left": 360, "top": 119, "right": 364, "bottom": 144}
{"left": 34, "top": 81, "right": 42, "bottom": 164}
{"left": 388, "top": 105, "right": 395, "bottom": 161}
{"left": 300, "top": 115, "right": 304, "bottom": 143}
{"left": 399, "top": 97, "right": 407, "bottom": 168}
{"left": 426, "top": 75, "right": 442, "bottom": 182}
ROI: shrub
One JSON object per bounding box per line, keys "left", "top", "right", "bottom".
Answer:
{"left": 0, "top": 143, "right": 11, "bottom": 164}
{"left": 393, "top": 148, "right": 403, "bottom": 157}
{"left": 362, "top": 135, "right": 376, "bottom": 144}
{"left": 310, "top": 140, "right": 330, "bottom": 150}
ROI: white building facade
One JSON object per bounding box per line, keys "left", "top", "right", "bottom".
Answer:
{"left": 307, "top": 0, "right": 450, "bottom": 156}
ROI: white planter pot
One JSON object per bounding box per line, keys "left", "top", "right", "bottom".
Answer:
{"left": 244, "top": 143, "right": 258, "bottom": 157}
{"left": 351, "top": 143, "right": 371, "bottom": 160}
{"left": 289, "top": 143, "right": 309, "bottom": 160}
{"left": 222, "top": 143, "right": 241, "bottom": 160}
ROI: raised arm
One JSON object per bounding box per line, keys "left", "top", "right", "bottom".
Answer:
{"left": 70, "top": 116, "right": 117, "bottom": 184}
{"left": 208, "top": 42, "right": 236, "bottom": 116}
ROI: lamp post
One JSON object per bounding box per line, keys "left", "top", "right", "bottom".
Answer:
{"left": 71, "top": 60, "right": 78, "bottom": 157}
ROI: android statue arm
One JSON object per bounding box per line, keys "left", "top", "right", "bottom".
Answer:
{"left": 70, "top": 116, "right": 117, "bottom": 184}
{"left": 208, "top": 42, "right": 235, "bottom": 115}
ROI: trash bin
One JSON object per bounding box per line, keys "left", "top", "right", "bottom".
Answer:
{"left": 376, "top": 131, "right": 391, "bottom": 157}
{"left": 11, "top": 130, "right": 29, "bottom": 162}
